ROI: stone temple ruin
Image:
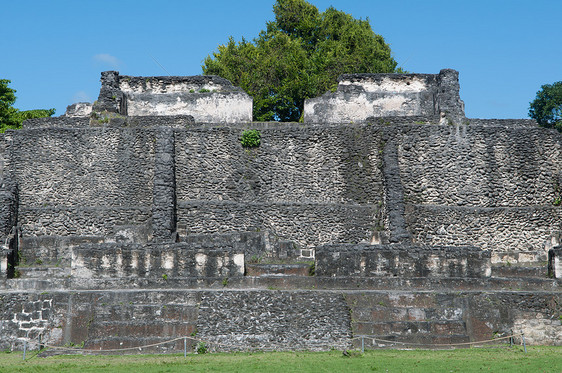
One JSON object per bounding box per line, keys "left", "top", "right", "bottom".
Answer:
{"left": 0, "top": 69, "right": 560, "bottom": 352}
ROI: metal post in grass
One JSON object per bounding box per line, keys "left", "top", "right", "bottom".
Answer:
{"left": 184, "top": 337, "right": 187, "bottom": 358}
{"left": 522, "top": 334, "right": 527, "bottom": 353}
{"left": 23, "top": 340, "right": 27, "bottom": 361}
{"left": 361, "top": 336, "right": 364, "bottom": 354}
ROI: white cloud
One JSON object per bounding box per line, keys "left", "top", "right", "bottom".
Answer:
{"left": 93, "top": 53, "right": 121, "bottom": 68}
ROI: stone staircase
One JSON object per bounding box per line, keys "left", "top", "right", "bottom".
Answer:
{"left": 9, "top": 265, "right": 71, "bottom": 290}
{"left": 491, "top": 262, "right": 547, "bottom": 279}
{"left": 245, "top": 262, "right": 313, "bottom": 277}
{"left": 16, "top": 266, "right": 70, "bottom": 279}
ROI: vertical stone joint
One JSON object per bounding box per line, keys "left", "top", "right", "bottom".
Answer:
{"left": 152, "top": 127, "right": 176, "bottom": 241}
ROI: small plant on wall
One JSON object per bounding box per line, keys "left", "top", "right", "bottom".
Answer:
{"left": 554, "top": 179, "right": 562, "bottom": 206}
{"left": 240, "top": 129, "right": 261, "bottom": 148}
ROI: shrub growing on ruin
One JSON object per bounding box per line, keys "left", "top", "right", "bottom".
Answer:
{"left": 240, "top": 129, "right": 261, "bottom": 148}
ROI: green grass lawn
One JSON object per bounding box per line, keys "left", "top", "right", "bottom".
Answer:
{"left": 0, "top": 346, "right": 560, "bottom": 373}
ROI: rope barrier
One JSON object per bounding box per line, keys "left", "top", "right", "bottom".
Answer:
{"left": 21, "top": 332, "right": 526, "bottom": 357}
{"left": 350, "top": 333, "right": 524, "bottom": 347}
{"left": 26, "top": 336, "right": 200, "bottom": 353}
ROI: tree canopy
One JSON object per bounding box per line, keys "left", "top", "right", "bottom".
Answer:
{"left": 529, "top": 81, "right": 562, "bottom": 132}
{"left": 0, "top": 79, "right": 55, "bottom": 133}
{"left": 202, "top": 0, "right": 400, "bottom": 122}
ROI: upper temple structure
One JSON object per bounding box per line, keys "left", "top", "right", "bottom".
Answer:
{"left": 0, "top": 69, "right": 560, "bottom": 353}
{"left": 304, "top": 69, "right": 465, "bottom": 125}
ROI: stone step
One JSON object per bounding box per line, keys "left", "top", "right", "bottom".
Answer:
{"left": 491, "top": 264, "right": 547, "bottom": 278}
{"left": 1, "top": 275, "right": 560, "bottom": 292}
{"left": 2, "top": 278, "right": 70, "bottom": 290}
{"left": 16, "top": 266, "right": 70, "bottom": 279}
{"left": 245, "top": 263, "right": 312, "bottom": 277}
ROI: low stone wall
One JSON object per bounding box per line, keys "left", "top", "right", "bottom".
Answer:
{"left": 468, "top": 118, "right": 539, "bottom": 128}
{"left": 19, "top": 206, "right": 152, "bottom": 237}
{"left": 177, "top": 200, "right": 378, "bottom": 250}
{"left": 1, "top": 289, "right": 560, "bottom": 352}
{"left": 197, "top": 291, "right": 351, "bottom": 351}
{"left": 71, "top": 243, "right": 245, "bottom": 279}
{"left": 0, "top": 291, "right": 200, "bottom": 352}
{"left": 406, "top": 205, "right": 561, "bottom": 256}
{"left": 21, "top": 117, "right": 90, "bottom": 128}
{"left": 19, "top": 235, "right": 105, "bottom": 267}
{"left": 316, "top": 244, "right": 491, "bottom": 278}
{"left": 68, "top": 232, "right": 301, "bottom": 280}
{"left": 179, "top": 231, "right": 297, "bottom": 261}
{"left": 304, "top": 69, "right": 464, "bottom": 124}
{"left": 93, "top": 71, "right": 253, "bottom": 123}
{"left": 346, "top": 290, "right": 562, "bottom": 347}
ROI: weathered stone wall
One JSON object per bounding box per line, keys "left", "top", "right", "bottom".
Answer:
{"left": 0, "top": 177, "right": 17, "bottom": 238}
{"left": 174, "top": 124, "right": 385, "bottom": 248}
{"left": 177, "top": 201, "right": 377, "bottom": 252}
{"left": 346, "top": 290, "right": 562, "bottom": 347}
{"left": 0, "top": 133, "right": 7, "bottom": 176}
{"left": 4, "top": 120, "right": 387, "bottom": 256}
{"left": 1, "top": 289, "right": 560, "bottom": 351}
{"left": 71, "top": 243, "right": 245, "bottom": 279}
{"left": 394, "top": 123, "right": 562, "bottom": 256}
{"left": 304, "top": 69, "right": 465, "bottom": 124}
{"left": 0, "top": 291, "right": 200, "bottom": 352}
{"left": 6, "top": 127, "right": 155, "bottom": 241}
{"left": 2, "top": 116, "right": 561, "bottom": 262}
{"left": 64, "top": 102, "right": 93, "bottom": 117}
{"left": 22, "top": 117, "right": 90, "bottom": 129}
{"left": 197, "top": 290, "right": 352, "bottom": 351}
{"left": 406, "top": 205, "right": 561, "bottom": 256}
{"left": 396, "top": 125, "right": 562, "bottom": 207}
{"left": 549, "top": 248, "right": 562, "bottom": 279}
{"left": 316, "top": 244, "right": 491, "bottom": 278}
{"left": 93, "top": 71, "right": 253, "bottom": 123}
{"left": 3, "top": 117, "right": 561, "bottom": 260}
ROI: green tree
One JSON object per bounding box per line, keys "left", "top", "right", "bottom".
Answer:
{"left": 529, "top": 81, "right": 562, "bottom": 132}
{"left": 0, "top": 79, "right": 55, "bottom": 133}
{"left": 203, "top": 0, "right": 400, "bottom": 122}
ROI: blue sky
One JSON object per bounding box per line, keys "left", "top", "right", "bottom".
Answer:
{"left": 2, "top": 0, "right": 561, "bottom": 119}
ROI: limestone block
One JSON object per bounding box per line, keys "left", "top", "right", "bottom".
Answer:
{"left": 303, "top": 69, "right": 465, "bottom": 124}
{"left": 94, "top": 72, "right": 253, "bottom": 123}
{"left": 64, "top": 102, "right": 93, "bottom": 117}
{"left": 548, "top": 247, "right": 562, "bottom": 278}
